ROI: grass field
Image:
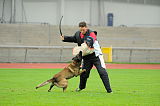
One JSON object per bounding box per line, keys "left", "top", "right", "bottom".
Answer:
{"left": 0, "top": 68, "right": 160, "bottom": 106}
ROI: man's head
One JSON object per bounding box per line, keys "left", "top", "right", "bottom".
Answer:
{"left": 79, "top": 21, "right": 88, "bottom": 35}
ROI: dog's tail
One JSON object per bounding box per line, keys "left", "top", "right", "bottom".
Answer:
{"left": 36, "top": 78, "right": 55, "bottom": 89}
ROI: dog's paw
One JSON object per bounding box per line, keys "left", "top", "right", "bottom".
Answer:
{"left": 48, "top": 90, "right": 51, "bottom": 92}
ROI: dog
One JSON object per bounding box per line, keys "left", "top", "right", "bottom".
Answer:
{"left": 35, "top": 51, "right": 86, "bottom": 92}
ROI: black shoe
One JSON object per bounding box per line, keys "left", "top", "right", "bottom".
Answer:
{"left": 75, "top": 88, "right": 82, "bottom": 92}
{"left": 107, "top": 90, "right": 112, "bottom": 93}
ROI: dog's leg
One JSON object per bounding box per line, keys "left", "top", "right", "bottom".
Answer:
{"left": 36, "top": 79, "right": 52, "bottom": 89}
{"left": 62, "top": 80, "right": 68, "bottom": 92}
{"left": 54, "top": 81, "right": 68, "bottom": 88}
{"left": 74, "top": 69, "right": 79, "bottom": 77}
{"left": 63, "top": 86, "right": 67, "bottom": 92}
{"left": 75, "top": 69, "right": 86, "bottom": 77}
{"left": 54, "top": 82, "right": 68, "bottom": 92}
{"left": 78, "top": 69, "right": 86, "bottom": 75}
{"left": 54, "top": 79, "right": 68, "bottom": 92}
{"left": 48, "top": 83, "right": 54, "bottom": 92}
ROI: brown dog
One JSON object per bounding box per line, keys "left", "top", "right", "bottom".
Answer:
{"left": 35, "top": 51, "right": 86, "bottom": 92}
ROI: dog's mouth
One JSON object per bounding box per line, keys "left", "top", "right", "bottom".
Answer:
{"left": 72, "top": 57, "right": 82, "bottom": 63}
{"left": 72, "top": 51, "right": 82, "bottom": 63}
{"left": 72, "top": 59, "right": 82, "bottom": 67}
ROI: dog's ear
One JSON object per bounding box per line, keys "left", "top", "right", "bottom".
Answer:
{"left": 72, "top": 57, "right": 75, "bottom": 60}
{"left": 79, "top": 51, "right": 82, "bottom": 56}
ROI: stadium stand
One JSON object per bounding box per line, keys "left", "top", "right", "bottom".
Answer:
{"left": 0, "top": 24, "right": 160, "bottom": 63}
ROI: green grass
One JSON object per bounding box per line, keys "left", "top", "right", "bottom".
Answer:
{"left": 0, "top": 68, "right": 160, "bottom": 106}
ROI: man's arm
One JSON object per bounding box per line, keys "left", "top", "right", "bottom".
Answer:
{"left": 60, "top": 31, "right": 79, "bottom": 43}
{"left": 63, "top": 35, "right": 77, "bottom": 43}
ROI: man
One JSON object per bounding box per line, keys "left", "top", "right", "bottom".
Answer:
{"left": 60, "top": 22, "right": 112, "bottom": 93}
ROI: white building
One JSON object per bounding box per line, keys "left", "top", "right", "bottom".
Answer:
{"left": 0, "top": 0, "right": 160, "bottom": 27}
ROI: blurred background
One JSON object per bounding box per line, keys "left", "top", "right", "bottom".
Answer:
{"left": 0, "top": 0, "right": 160, "bottom": 26}
{"left": 0, "top": 0, "right": 160, "bottom": 63}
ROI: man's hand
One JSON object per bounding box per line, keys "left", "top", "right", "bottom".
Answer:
{"left": 60, "top": 35, "right": 64, "bottom": 40}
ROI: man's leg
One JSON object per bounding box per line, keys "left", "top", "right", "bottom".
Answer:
{"left": 93, "top": 55, "right": 112, "bottom": 93}
{"left": 77, "top": 60, "right": 93, "bottom": 91}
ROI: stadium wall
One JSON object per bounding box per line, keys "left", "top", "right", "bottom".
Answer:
{"left": 0, "top": 24, "right": 160, "bottom": 63}
{"left": 0, "top": 46, "right": 160, "bottom": 63}
{"left": 0, "top": 0, "right": 160, "bottom": 27}
{"left": 0, "top": 24, "right": 160, "bottom": 47}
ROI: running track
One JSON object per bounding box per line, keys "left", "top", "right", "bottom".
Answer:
{"left": 0, "top": 63, "right": 160, "bottom": 69}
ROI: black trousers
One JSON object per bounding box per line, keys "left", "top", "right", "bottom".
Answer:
{"left": 79, "top": 53, "right": 112, "bottom": 92}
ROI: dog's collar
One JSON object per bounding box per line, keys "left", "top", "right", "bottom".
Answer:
{"left": 68, "top": 66, "right": 74, "bottom": 73}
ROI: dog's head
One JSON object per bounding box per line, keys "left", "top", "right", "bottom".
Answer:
{"left": 72, "top": 51, "right": 82, "bottom": 64}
